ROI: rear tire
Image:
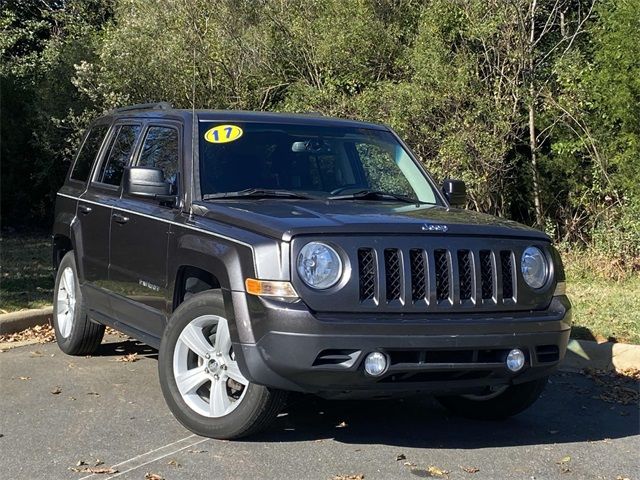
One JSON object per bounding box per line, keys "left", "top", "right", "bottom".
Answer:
{"left": 436, "top": 377, "right": 548, "bottom": 420}
{"left": 53, "top": 251, "right": 105, "bottom": 355}
{"left": 158, "top": 290, "right": 287, "bottom": 439}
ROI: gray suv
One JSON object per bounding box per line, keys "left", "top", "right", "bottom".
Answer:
{"left": 52, "top": 103, "right": 571, "bottom": 438}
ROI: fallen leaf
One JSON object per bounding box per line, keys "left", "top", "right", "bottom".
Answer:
{"left": 94, "top": 459, "right": 104, "bottom": 466}
{"left": 87, "top": 391, "right": 100, "bottom": 396}
{"left": 76, "top": 460, "right": 87, "bottom": 467}
{"left": 426, "top": 465, "right": 449, "bottom": 477}
{"left": 69, "top": 466, "right": 118, "bottom": 474}
{"left": 51, "top": 386, "right": 62, "bottom": 395}
{"left": 331, "top": 475, "right": 364, "bottom": 480}
{"left": 187, "top": 449, "right": 207, "bottom": 454}
{"left": 167, "top": 459, "right": 180, "bottom": 467}
{"left": 461, "top": 466, "right": 480, "bottom": 473}
{"left": 396, "top": 454, "right": 407, "bottom": 461}
{"left": 145, "top": 473, "right": 164, "bottom": 480}
{"left": 403, "top": 462, "right": 416, "bottom": 467}
{"left": 556, "top": 456, "right": 571, "bottom": 474}
{"left": 616, "top": 476, "right": 631, "bottom": 480}
{"left": 116, "top": 353, "right": 139, "bottom": 363}
{"left": 558, "top": 456, "right": 571, "bottom": 464}
{"left": 17, "top": 376, "right": 31, "bottom": 380}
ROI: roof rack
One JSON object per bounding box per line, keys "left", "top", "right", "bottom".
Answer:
{"left": 110, "top": 102, "right": 173, "bottom": 113}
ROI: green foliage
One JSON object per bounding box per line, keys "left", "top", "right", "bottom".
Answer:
{"left": 1, "top": 0, "right": 638, "bottom": 267}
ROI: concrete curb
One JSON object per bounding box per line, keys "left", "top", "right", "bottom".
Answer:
{"left": 0, "top": 307, "right": 53, "bottom": 335}
{"left": 561, "top": 339, "right": 640, "bottom": 372}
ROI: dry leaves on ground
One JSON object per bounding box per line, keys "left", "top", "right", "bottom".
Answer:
{"left": 0, "top": 324, "right": 55, "bottom": 344}
{"left": 331, "top": 475, "right": 364, "bottom": 480}
{"left": 105, "top": 326, "right": 129, "bottom": 338}
{"left": 69, "top": 465, "right": 118, "bottom": 474}
{"left": 396, "top": 453, "right": 406, "bottom": 461}
{"left": 426, "top": 465, "right": 449, "bottom": 478}
{"left": 584, "top": 369, "right": 639, "bottom": 405}
{"left": 145, "top": 473, "right": 164, "bottom": 480}
{"left": 461, "top": 466, "right": 480, "bottom": 473}
{"left": 556, "top": 455, "right": 572, "bottom": 474}
{"left": 116, "top": 353, "right": 139, "bottom": 363}
{"left": 50, "top": 386, "right": 62, "bottom": 395}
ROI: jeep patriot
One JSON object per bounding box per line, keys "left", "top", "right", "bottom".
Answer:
{"left": 52, "top": 103, "right": 571, "bottom": 438}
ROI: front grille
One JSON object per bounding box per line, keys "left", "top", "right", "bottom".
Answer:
{"left": 357, "top": 246, "right": 517, "bottom": 308}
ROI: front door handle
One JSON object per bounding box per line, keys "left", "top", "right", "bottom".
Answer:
{"left": 112, "top": 213, "right": 130, "bottom": 224}
{"left": 78, "top": 204, "right": 92, "bottom": 215}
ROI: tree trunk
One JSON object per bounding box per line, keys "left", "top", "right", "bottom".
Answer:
{"left": 528, "top": 94, "right": 544, "bottom": 229}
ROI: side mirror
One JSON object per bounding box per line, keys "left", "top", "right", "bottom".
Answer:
{"left": 442, "top": 179, "right": 466, "bottom": 207}
{"left": 123, "top": 166, "right": 174, "bottom": 203}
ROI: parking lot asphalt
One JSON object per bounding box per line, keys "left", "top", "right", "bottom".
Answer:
{"left": 1, "top": 335, "right": 638, "bottom": 480}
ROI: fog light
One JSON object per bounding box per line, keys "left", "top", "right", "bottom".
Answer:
{"left": 506, "top": 348, "right": 525, "bottom": 372}
{"left": 364, "top": 352, "right": 388, "bottom": 376}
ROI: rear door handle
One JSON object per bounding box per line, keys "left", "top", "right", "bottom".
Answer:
{"left": 112, "top": 213, "right": 130, "bottom": 224}
{"left": 78, "top": 204, "right": 92, "bottom": 214}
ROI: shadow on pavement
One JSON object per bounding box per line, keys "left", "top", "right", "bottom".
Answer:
{"left": 96, "top": 338, "right": 158, "bottom": 359}
{"left": 252, "top": 374, "right": 639, "bottom": 448}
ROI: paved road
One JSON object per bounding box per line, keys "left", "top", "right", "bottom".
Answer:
{"left": 1, "top": 336, "right": 638, "bottom": 480}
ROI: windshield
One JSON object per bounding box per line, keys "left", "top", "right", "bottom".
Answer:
{"left": 198, "top": 121, "right": 439, "bottom": 204}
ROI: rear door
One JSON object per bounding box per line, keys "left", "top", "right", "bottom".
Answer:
{"left": 108, "top": 122, "right": 182, "bottom": 339}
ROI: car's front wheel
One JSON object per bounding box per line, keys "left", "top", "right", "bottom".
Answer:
{"left": 158, "top": 291, "right": 287, "bottom": 439}
{"left": 436, "top": 377, "right": 548, "bottom": 420}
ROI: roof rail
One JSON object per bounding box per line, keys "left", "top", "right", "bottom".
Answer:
{"left": 110, "top": 102, "right": 173, "bottom": 114}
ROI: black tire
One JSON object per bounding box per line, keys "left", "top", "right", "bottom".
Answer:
{"left": 53, "top": 251, "right": 105, "bottom": 355}
{"left": 158, "top": 290, "right": 287, "bottom": 439}
{"left": 436, "top": 377, "right": 548, "bottom": 420}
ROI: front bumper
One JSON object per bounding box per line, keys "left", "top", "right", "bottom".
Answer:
{"left": 232, "top": 294, "right": 572, "bottom": 397}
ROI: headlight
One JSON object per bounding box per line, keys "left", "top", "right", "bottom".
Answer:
{"left": 521, "top": 246, "right": 548, "bottom": 289}
{"left": 297, "top": 242, "right": 342, "bottom": 289}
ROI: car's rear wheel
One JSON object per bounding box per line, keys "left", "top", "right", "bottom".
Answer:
{"left": 158, "top": 290, "right": 287, "bottom": 439}
{"left": 435, "top": 377, "right": 548, "bottom": 420}
{"left": 53, "top": 251, "right": 105, "bottom": 355}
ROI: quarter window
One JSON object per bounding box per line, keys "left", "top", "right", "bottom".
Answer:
{"left": 138, "top": 126, "right": 179, "bottom": 193}
{"left": 96, "top": 125, "right": 141, "bottom": 186}
{"left": 70, "top": 125, "right": 109, "bottom": 182}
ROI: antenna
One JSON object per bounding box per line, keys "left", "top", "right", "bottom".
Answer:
{"left": 189, "top": 36, "right": 197, "bottom": 219}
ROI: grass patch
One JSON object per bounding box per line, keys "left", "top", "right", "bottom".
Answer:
{"left": 0, "top": 234, "right": 53, "bottom": 312}
{"left": 564, "top": 251, "right": 640, "bottom": 344}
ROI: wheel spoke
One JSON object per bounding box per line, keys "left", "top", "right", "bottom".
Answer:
{"left": 224, "top": 362, "right": 248, "bottom": 386}
{"left": 63, "top": 268, "right": 74, "bottom": 293}
{"left": 179, "top": 323, "right": 214, "bottom": 359}
{"left": 214, "top": 318, "right": 231, "bottom": 354}
{"left": 175, "top": 365, "right": 209, "bottom": 395}
{"left": 57, "top": 298, "right": 68, "bottom": 312}
{"left": 210, "top": 378, "right": 231, "bottom": 417}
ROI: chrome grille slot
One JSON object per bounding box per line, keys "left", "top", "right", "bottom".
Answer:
{"left": 500, "top": 250, "right": 514, "bottom": 300}
{"left": 410, "top": 249, "right": 427, "bottom": 302}
{"left": 479, "top": 250, "right": 494, "bottom": 300}
{"left": 434, "top": 249, "right": 450, "bottom": 301}
{"left": 358, "top": 248, "right": 376, "bottom": 301}
{"left": 457, "top": 250, "right": 473, "bottom": 301}
{"left": 384, "top": 249, "right": 402, "bottom": 302}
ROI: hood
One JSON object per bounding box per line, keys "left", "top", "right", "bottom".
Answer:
{"left": 193, "top": 199, "right": 549, "bottom": 242}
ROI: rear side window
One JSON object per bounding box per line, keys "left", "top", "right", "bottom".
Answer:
{"left": 96, "top": 125, "right": 141, "bottom": 186}
{"left": 70, "top": 125, "right": 109, "bottom": 182}
{"left": 137, "top": 126, "right": 179, "bottom": 192}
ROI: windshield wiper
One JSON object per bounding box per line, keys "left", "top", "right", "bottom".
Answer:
{"left": 327, "top": 189, "right": 423, "bottom": 204}
{"left": 203, "top": 188, "right": 312, "bottom": 200}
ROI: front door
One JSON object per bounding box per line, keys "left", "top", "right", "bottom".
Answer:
{"left": 109, "top": 123, "right": 182, "bottom": 339}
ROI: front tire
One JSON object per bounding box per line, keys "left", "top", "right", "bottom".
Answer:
{"left": 158, "top": 291, "right": 287, "bottom": 439}
{"left": 53, "top": 251, "right": 105, "bottom": 355}
{"left": 436, "top": 377, "right": 548, "bottom": 420}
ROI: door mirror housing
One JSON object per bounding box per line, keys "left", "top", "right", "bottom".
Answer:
{"left": 124, "top": 166, "right": 176, "bottom": 204}
{"left": 442, "top": 179, "right": 466, "bottom": 207}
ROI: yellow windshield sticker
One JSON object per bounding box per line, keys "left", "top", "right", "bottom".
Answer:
{"left": 204, "top": 124, "right": 243, "bottom": 144}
